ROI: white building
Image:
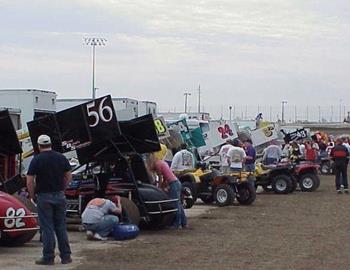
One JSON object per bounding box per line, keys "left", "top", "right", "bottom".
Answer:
{"left": 0, "top": 89, "right": 57, "bottom": 129}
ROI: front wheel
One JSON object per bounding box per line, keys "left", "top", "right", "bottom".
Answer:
{"left": 214, "top": 184, "right": 235, "bottom": 207}
{"left": 299, "top": 173, "right": 320, "bottom": 192}
{"left": 271, "top": 175, "right": 293, "bottom": 194}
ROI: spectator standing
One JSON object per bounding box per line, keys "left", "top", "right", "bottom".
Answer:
{"left": 26, "top": 135, "right": 72, "bottom": 265}
{"left": 330, "top": 138, "right": 350, "bottom": 194}
{"left": 171, "top": 143, "right": 195, "bottom": 172}
{"left": 218, "top": 140, "right": 234, "bottom": 173}
{"left": 227, "top": 139, "right": 246, "bottom": 172}
{"left": 243, "top": 139, "right": 256, "bottom": 172}
{"left": 147, "top": 153, "right": 187, "bottom": 229}
{"left": 262, "top": 142, "right": 282, "bottom": 165}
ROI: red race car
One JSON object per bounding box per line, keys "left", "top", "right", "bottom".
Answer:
{"left": 0, "top": 109, "right": 39, "bottom": 246}
{"left": 0, "top": 191, "right": 38, "bottom": 246}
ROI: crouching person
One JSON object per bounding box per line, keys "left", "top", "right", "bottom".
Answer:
{"left": 81, "top": 196, "right": 122, "bottom": 241}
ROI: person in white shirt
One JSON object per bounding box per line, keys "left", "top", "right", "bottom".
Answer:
{"left": 263, "top": 142, "right": 282, "bottom": 165}
{"left": 171, "top": 143, "right": 195, "bottom": 172}
{"left": 218, "top": 140, "right": 234, "bottom": 173}
{"left": 227, "top": 139, "right": 246, "bottom": 172}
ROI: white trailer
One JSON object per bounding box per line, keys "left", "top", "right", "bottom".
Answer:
{"left": 0, "top": 89, "right": 56, "bottom": 129}
{"left": 138, "top": 101, "right": 157, "bottom": 117}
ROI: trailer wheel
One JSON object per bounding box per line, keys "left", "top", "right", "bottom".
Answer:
{"left": 121, "top": 197, "right": 140, "bottom": 225}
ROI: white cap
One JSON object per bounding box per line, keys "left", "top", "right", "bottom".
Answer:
{"left": 37, "top": 134, "right": 52, "bottom": 145}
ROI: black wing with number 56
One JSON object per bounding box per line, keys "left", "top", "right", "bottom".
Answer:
{"left": 27, "top": 95, "right": 120, "bottom": 153}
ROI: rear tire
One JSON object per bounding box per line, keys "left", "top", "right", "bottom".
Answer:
{"left": 121, "top": 197, "right": 140, "bottom": 225}
{"left": 236, "top": 180, "right": 256, "bottom": 205}
{"left": 182, "top": 182, "right": 195, "bottom": 209}
{"left": 214, "top": 184, "right": 235, "bottom": 207}
{"left": 271, "top": 175, "right": 293, "bottom": 194}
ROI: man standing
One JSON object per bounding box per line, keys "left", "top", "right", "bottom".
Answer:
{"left": 218, "top": 140, "right": 234, "bottom": 173}
{"left": 243, "top": 139, "right": 256, "bottom": 172}
{"left": 227, "top": 139, "right": 246, "bottom": 172}
{"left": 26, "top": 135, "right": 72, "bottom": 265}
{"left": 171, "top": 143, "right": 195, "bottom": 172}
{"left": 330, "top": 137, "right": 349, "bottom": 194}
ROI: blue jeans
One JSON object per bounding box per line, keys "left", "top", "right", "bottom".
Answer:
{"left": 85, "top": 215, "right": 119, "bottom": 237}
{"left": 37, "top": 192, "right": 71, "bottom": 262}
{"left": 245, "top": 163, "right": 255, "bottom": 172}
{"left": 169, "top": 180, "right": 187, "bottom": 228}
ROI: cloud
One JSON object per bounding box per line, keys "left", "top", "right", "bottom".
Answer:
{"left": 0, "top": 0, "right": 349, "bottom": 121}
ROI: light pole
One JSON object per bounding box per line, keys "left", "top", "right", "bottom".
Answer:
{"left": 281, "top": 100, "right": 288, "bottom": 124}
{"left": 84, "top": 37, "right": 107, "bottom": 99}
{"left": 184, "top": 92, "right": 191, "bottom": 113}
{"left": 229, "top": 106, "right": 232, "bottom": 122}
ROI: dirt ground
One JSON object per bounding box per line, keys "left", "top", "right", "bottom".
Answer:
{"left": 74, "top": 174, "right": 350, "bottom": 270}
{"left": 2, "top": 174, "right": 350, "bottom": 270}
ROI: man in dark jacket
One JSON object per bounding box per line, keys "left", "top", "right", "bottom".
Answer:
{"left": 27, "top": 134, "right": 72, "bottom": 265}
{"left": 330, "top": 138, "right": 350, "bottom": 194}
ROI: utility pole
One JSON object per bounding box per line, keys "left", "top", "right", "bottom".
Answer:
{"left": 83, "top": 37, "right": 107, "bottom": 99}
{"left": 281, "top": 101, "right": 288, "bottom": 124}
{"left": 197, "top": 84, "right": 201, "bottom": 113}
{"left": 331, "top": 105, "right": 334, "bottom": 122}
{"left": 339, "top": 99, "right": 342, "bottom": 123}
{"left": 184, "top": 92, "right": 191, "bottom": 113}
{"left": 318, "top": 106, "right": 321, "bottom": 123}
{"left": 229, "top": 106, "right": 232, "bottom": 122}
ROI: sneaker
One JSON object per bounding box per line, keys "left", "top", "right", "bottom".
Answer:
{"left": 344, "top": 189, "right": 349, "bottom": 194}
{"left": 86, "top": 230, "right": 94, "bottom": 240}
{"left": 61, "top": 257, "right": 73, "bottom": 264}
{"left": 337, "top": 190, "right": 342, "bottom": 194}
{"left": 93, "top": 233, "right": 108, "bottom": 241}
{"left": 35, "top": 258, "right": 54, "bottom": 265}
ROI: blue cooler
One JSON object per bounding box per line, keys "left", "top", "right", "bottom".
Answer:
{"left": 112, "top": 223, "right": 139, "bottom": 241}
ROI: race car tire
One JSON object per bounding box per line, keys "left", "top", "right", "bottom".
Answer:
{"left": 121, "top": 197, "right": 140, "bottom": 226}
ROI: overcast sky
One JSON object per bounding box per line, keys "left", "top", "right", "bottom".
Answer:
{"left": 0, "top": 0, "right": 349, "bottom": 121}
